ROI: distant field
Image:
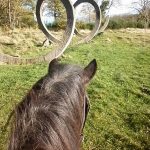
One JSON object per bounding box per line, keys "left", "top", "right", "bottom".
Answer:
{"left": 0, "top": 28, "right": 61, "bottom": 58}
{"left": 0, "top": 29, "right": 150, "bottom": 149}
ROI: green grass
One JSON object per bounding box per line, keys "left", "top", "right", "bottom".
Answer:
{"left": 0, "top": 29, "right": 150, "bottom": 149}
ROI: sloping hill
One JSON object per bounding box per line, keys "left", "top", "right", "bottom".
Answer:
{"left": 0, "top": 29, "right": 150, "bottom": 149}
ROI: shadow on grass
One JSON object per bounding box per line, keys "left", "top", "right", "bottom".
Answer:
{"left": 117, "top": 112, "right": 150, "bottom": 149}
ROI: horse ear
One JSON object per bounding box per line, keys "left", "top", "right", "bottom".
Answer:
{"left": 48, "top": 59, "right": 59, "bottom": 73}
{"left": 83, "top": 59, "right": 97, "bottom": 84}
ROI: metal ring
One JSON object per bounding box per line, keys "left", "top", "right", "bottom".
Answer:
{"left": 36, "top": 0, "right": 60, "bottom": 43}
{"left": 99, "top": 15, "right": 110, "bottom": 33}
{"left": 0, "top": 0, "right": 75, "bottom": 64}
{"left": 41, "top": 0, "right": 75, "bottom": 61}
{"left": 74, "top": 0, "right": 101, "bottom": 43}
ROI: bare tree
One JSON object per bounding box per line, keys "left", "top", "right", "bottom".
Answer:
{"left": 132, "top": 0, "right": 150, "bottom": 28}
{"left": 0, "top": 0, "right": 24, "bottom": 28}
{"left": 96, "top": 0, "right": 121, "bottom": 16}
{"left": 74, "top": 3, "right": 95, "bottom": 24}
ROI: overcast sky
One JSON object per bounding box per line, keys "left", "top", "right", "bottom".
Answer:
{"left": 43, "top": 0, "right": 140, "bottom": 24}
{"left": 71, "top": 0, "right": 139, "bottom": 16}
{"left": 108, "top": 0, "right": 138, "bottom": 16}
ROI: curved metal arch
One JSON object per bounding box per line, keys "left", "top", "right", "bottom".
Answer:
{"left": 99, "top": 15, "right": 110, "bottom": 33}
{"left": 36, "top": 0, "right": 60, "bottom": 43}
{"left": 43, "top": 0, "right": 75, "bottom": 60}
{"left": 0, "top": 0, "right": 75, "bottom": 64}
{"left": 74, "top": 0, "right": 101, "bottom": 43}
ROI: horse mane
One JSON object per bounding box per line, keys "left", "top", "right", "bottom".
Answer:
{"left": 9, "top": 63, "right": 86, "bottom": 150}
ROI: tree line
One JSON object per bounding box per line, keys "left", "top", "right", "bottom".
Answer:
{"left": 0, "top": 0, "right": 149, "bottom": 29}
{"left": 0, "top": 0, "right": 35, "bottom": 28}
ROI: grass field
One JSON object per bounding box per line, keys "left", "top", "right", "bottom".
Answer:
{"left": 0, "top": 28, "right": 150, "bottom": 149}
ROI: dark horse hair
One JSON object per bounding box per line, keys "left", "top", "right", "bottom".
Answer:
{"left": 8, "top": 59, "right": 97, "bottom": 150}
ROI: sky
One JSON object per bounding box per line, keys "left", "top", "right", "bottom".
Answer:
{"left": 104, "top": 0, "right": 138, "bottom": 16}
{"left": 43, "top": 0, "right": 140, "bottom": 24}
{"left": 72, "top": 0, "right": 139, "bottom": 16}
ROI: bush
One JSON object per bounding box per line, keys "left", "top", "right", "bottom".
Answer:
{"left": 76, "top": 22, "right": 86, "bottom": 30}
{"left": 108, "top": 20, "right": 121, "bottom": 29}
{"left": 137, "top": 21, "right": 145, "bottom": 28}
{"left": 76, "top": 22, "right": 94, "bottom": 30}
{"left": 20, "top": 15, "right": 37, "bottom": 28}
{"left": 108, "top": 14, "right": 148, "bottom": 29}
{"left": 46, "top": 20, "right": 66, "bottom": 31}
{"left": 86, "top": 23, "right": 94, "bottom": 30}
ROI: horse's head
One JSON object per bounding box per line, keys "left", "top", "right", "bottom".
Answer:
{"left": 47, "top": 58, "right": 97, "bottom": 87}
{"left": 34, "top": 58, "right": 97, "bottom": 88}
{"left": 9, "top": 59, "right": 97, "bottom": 150}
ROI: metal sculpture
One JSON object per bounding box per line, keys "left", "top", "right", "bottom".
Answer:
{"left": 74, "top": 0, "right": 101, "bottom": 43}
{"left": 99, "top": 15, "right": 110, "bottom": 33}
{"left": 0, "top": 0, "right": 75, "bottom": 64}
{"left": 0, "top": 0, "right": 109, "bottom": 65}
